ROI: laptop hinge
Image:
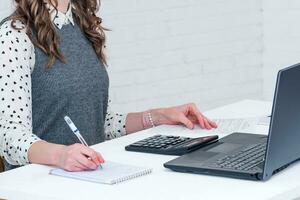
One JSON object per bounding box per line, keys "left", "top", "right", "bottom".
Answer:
{"left": 256, "top": 172, "right": 263, "bottom": 180}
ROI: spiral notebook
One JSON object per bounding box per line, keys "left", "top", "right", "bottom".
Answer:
{"left": 49, "top": 161, "right": 152, "bottom": 185}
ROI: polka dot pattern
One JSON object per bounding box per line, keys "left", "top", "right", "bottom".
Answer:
{"left": 0, "top": 9, "right": 128, "bottom": 167}
{"left": 0, "top": 20, "right": 40, "bottom": 166}
{"left": 104, "top": 100, "right": 127, "bottom": 140}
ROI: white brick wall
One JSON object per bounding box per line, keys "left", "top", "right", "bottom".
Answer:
{"left": 263, "top": 0, "right": 300, "bottom": 100}
{"left": 0, "top": 0, "right": 264, "bottom": 113}
{"left": 101, "top": 0, "right": 264, "bottom": 112}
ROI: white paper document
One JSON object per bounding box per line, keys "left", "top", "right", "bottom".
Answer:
{"left": 149, "top": 117, "right": 261, "bottom": 136}
{"left": 212, "top": 118, "right": 258, "bottom": 133}
{"left": 257, "top": 116, "right": 271, "bottom": 126}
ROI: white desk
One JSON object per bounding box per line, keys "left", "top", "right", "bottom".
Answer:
{"left": 1, "top": 100, "right": 300, "bottom": 200}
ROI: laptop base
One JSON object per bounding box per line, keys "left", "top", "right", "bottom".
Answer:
{"left": 164, "top": 133, "right": 266, "bottom": 181}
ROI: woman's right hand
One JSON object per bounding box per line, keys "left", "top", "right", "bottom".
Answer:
{"left": 57, "top": 143, "right": 105, "bottom": 172}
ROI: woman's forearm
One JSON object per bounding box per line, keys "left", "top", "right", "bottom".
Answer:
{"left": 28, "top": 140, "right": 65, "bottom": 166}
{"left": 125, "top": 112, "right": 144, "bottom": 134}
{"left": 125, "top": 109, "right": 164, "bottom": 134}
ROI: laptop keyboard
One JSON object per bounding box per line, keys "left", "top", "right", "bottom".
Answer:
{"left": 214, "top": 142, "right": 266, "bottom": 171}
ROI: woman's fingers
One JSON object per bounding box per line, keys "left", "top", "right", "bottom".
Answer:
{"left": 65, "top": 165, "right": 85, "bottom": 172}
{"left": 207, "top": 118, "right": 218, "bottom": 128}
{"left": 179, "top": 114, "right": 194, "bottom": 129}
{"left": 189, "top": 104, "right": 206, "bottom": 129}
{"left": 203, "top": 117, "right": 212, "bottom": 130}
{"left": 76, "top": 154, "right": 98, "bottom": 170}
{"left": 72, "top": 166, "right": 85, "bottom": 172}
{"left": 189, "top": 103, "right": 217, "bottom": 129}
{"left": 80, "top": 146, "right": 104, "bottom": 165}
{"left": 63, "top": 157, "right": 87, "bottom": 172}
{"left": 74, "top": 162, "right": 89, "bottom": 170}
{"left": 96, "top": 152, "right": 105, "bottom": 163}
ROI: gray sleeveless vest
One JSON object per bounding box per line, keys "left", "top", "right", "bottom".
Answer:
{"left": 5, "top": 20, "right": 109, "bottom": 170}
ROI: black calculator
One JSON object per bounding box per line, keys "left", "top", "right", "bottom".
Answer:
{"left": 125, "top": 135, "right": 219, "bottom": 155}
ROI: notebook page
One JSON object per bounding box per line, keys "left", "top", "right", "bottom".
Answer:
{"left": 50, "top": 161, "right": 152, "bottom": 185}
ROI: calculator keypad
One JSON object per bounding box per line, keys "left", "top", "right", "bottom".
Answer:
{"left": 130, "top": 135, "right": 190, "bottom": 149}
{"left": 125, "top": 134, "right": 219, "bottom": 155}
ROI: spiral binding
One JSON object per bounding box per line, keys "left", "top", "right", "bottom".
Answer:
{"left": 112, "top": 168, "right": 153, "bottom": 184}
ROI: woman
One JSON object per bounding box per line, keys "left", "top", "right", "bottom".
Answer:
{"left": 0, "top": 0, "right": 217, "bottom": 172}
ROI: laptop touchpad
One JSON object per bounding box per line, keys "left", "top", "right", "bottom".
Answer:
{"left": 207, "top": 143, "right": 242, "bottom": 153}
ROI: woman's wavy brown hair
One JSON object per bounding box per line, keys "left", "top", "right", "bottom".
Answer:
{"left": 10, "top": 0, "right": 108, "bottom": 68}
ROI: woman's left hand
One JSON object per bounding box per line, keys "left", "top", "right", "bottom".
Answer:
{"left": 151, "top": 103, "right": 218, "bottom": 130}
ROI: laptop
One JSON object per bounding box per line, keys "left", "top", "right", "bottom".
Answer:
{"left": 164, "top": 63, "right": 300, "bottom": 181}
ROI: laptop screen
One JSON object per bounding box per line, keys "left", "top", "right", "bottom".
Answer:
{"left": 263, "top": 63, "right": 300, "bottom": 180}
